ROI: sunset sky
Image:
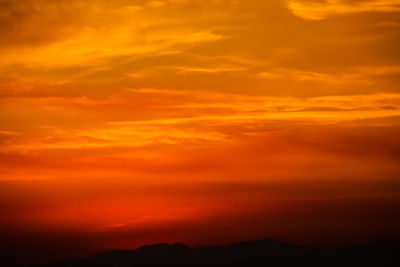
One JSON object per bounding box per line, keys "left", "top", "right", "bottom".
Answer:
{"left": 1, "top": 0, "right": 400, "bottom": 263}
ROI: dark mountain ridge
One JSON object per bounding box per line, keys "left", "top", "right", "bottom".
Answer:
{"left": 44, "top": 238, "right": 400, "bottom": 267}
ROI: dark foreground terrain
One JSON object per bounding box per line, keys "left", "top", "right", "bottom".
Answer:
{"left": 43, "top": 239, "right": 400, "bottom": 267}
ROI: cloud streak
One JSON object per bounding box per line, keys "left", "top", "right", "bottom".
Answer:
{"left": 288, "top": 0, "right": 400, "bottom": 20}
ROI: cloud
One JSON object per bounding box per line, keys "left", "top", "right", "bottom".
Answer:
{"left": 1, "top": 91, "right": 399, "bottom": 155}
{"left": 147, "top": 1, "right": 167, "bottom": 8}
{"left": 0, "top": 0, "right": 225, "bottom": 69}
{"left": 0, "top": 0, "right": 399, "bottom": 100}
{"left": 288, "top": 0, "right": 400, "bottom": 20}
{"left": 258, "top": 65, "right": 400, "bottom": 85}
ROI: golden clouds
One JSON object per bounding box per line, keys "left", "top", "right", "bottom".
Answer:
{"left": 0, "top": 0, "right": 223, "bottom": 67}
{"left": 1, "top": 0, "right": 400, "bottom": 99}
{"left": 288, "top": 0, "right": 400, "bottom": 20}
{"left": 1, "top": 90, "right": 400, "bottom": 159}
{"left": 1, "top": 0, "right": 400, "bottom": 186}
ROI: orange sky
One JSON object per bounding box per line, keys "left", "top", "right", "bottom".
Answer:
{"left": 1, "top": 0, "right": 400, "bottom": 263}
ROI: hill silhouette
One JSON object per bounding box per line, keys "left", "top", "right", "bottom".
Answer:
{"left": 44, "top": 238, "right": 400, "bottom": 267}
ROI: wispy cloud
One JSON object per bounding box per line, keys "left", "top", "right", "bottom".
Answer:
{"left": 288, "top": 0, "right": 400, "bottom": 20}
{"left": 2, "top": 92, "right": 399, "bottom": 153}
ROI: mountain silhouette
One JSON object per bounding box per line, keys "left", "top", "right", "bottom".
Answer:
{"left": 44, "top": 238, "right": 400, "bottom": 267}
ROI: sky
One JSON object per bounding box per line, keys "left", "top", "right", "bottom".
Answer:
{"left": 1, "top": 0, "right": 400, "bottom": 263}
